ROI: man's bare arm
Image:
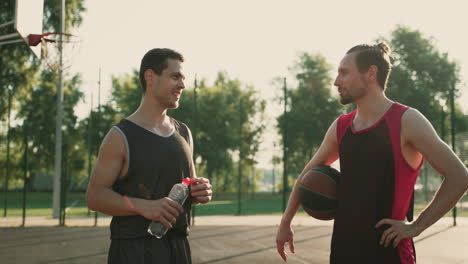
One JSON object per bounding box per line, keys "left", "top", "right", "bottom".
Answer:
{"left": 276, "top": 118, "right": 340, "bottom": 261}
{"left": 280, "top": 118, "right": 340, "bottom": 226}
{"left": 377, "top": 109, "right": 468, "bottom": 247}
{"left": 185, "top": 127, "right": 212, "bottom": 205}
{"left": 405, "top": 109, "right": 468, "bottom": 232}
{"left": 86, "top": 128, "right": 134, "bottom": 215}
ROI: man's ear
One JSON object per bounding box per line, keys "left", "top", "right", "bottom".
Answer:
{"left": 144, "top": 69, "right": 154, "bottom": 86}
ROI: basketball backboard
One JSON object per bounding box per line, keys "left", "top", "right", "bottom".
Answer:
{"left": 15, "top": 0, "right": 44, "bottom": 59}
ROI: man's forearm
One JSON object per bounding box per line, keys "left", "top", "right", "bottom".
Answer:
{"left": 413, "top": 177, "right": 468, "bottom": 233}
{"left": 86, "top": 186, "right": 141, "bottom": 216}
{"left": 281, "top": 159, "right": 329, "bottom": 225}
{"left": 280, "top": 184, "right": 301, "bottom": 226}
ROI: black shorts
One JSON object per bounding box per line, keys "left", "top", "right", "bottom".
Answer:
{"left": 108, "top": 230, "right": 191, "bottom": 264}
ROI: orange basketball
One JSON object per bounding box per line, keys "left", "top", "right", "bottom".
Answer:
{"left": 298, "top": 165, "right": 340, "bottom": 220}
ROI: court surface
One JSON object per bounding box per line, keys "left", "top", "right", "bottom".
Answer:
{"left": 0, "top": 216, "right": 467, "bottom": 263}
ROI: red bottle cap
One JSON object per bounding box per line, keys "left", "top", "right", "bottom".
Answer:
{"left": 182, "top": 178, "right": 193, "bottom": 186}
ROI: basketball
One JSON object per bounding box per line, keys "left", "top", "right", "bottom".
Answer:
{"left": 298, "top": 165, "right": 340, "bottom": 220}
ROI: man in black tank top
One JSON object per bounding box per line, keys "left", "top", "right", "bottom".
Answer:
{"left": 86, "top": 48, "right": 212, "bottom": 264}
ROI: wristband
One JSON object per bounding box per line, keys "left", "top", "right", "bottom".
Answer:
{"left": 123, "top": 195, "right": 135, "bottom": 209}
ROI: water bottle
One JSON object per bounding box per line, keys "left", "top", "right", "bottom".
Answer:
{"left": 148, "top": 178, "right": 192, "bottom": 238}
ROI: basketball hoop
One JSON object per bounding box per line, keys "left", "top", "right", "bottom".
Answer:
{"left": 28, "top": 32, "right": 81, "bottom": 73}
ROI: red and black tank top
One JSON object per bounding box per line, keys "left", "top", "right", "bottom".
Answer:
{"left": 331, "top": 102, "right": 422, "bottom": 264}
{"left": 110, "top": 118, "right": 194, "bottom": 239}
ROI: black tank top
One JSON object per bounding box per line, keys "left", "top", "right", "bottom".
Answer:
{"left": 110, "top": 118, "right": 193, "bottom": 239}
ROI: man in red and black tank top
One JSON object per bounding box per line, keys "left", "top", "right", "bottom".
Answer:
{"left": 276, "top": 42, "right": 468, "bottom": 264}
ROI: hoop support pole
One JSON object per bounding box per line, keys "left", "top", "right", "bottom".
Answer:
{"left": 0, "top": 21, "right": 14, "bottom": 29}
{"left": 0, "top": 32, "right": 19, "bottom": 42}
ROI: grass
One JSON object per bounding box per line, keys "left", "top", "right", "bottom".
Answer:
{"left": 1, "top": 191, "right": 467, "bottom": 219}
{"left": 0, "top": 191, "right": 107, "bottom": 218}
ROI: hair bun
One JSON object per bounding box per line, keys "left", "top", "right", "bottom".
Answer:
{"left": 377, "top": 42, "right": 391, "bottom": 54}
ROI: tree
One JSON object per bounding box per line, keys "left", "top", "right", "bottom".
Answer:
{"left": 171, "top": 72, "right": 266, "bottom": 191}
{"left": 80, "top": 70, "right": 143, "bottom": 158}
{"left": 0, "top": 1, "right": 40, "bottom": 122}
{"left": 79, "top": 103, "right": 120, "bottom": 161}
{"left": 277, "top": 52, "right": 342, "bottom": 178}
{"left": 1, "top": 0, "right": 86, "bottom": 187}
{"left": 383, "top": 25, "right": 464, "bottom": 134}
{"left": 0, "top": 0, "right": 86, "bottom": 121}
{"left": 104, "top": 70, "right": 266, "bottom": 192}
{"left": 17, "top": 72, "right": 84, "bottom": 182}
{"left": 110, "top": 70, "right": 142, "bottom": 119}
{"left": 44, "top": 0, "right": 86, "bottom": 33}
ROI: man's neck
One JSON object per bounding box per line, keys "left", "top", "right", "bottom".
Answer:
{"left": 127, "top": 96, "right": 172, "bottom": 133}
{"left": 354, "top": 92, "right": 393, "bottom": 124}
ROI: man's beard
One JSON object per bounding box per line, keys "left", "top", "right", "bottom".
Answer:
{"left": 165, "top": 100, "right": 179, "bottom": 109}
{"left": 157, "top": 95, "right": 180, "bottom": 109}
{"left": 339, "top": 84, "right": 367, "bottom": 105}
{"left": 339, "top": 93, "right": 353, "bottom": 105}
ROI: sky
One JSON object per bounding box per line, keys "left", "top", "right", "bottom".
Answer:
{"left": 66, "top": 0, "right": 468, "bottom": 169}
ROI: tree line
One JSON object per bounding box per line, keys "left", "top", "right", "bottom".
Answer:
{"left": 1, "top": 1, "right": 466, "bottom": 193}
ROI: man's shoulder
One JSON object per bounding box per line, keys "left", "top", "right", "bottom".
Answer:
{"left": 401, "top": 107, "right": 424, "bottom": 122}
{"left": 171, "top": 117, "right": 189, "bottom": 130}
{"left": 401, "top": 108, "right": 433, "bottom": 138}
{"left": 114, "top": 118, "right": 131, "bottom": 130}
{"left": 170, "top": 117, "right": 192, "bottom": 139}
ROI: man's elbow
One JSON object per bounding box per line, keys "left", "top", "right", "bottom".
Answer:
{"left": 454, "top": 168, "right": 468, "bottom": 195}
{"left": 85, "top": 188, "right": 99, "bottom": 211}
{"left": 462, "top": 171, "right": 468, "bottom": 192}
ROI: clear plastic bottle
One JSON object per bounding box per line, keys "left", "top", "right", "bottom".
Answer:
{"left": 148, "top": 178, "right": 192, "bottom": 238}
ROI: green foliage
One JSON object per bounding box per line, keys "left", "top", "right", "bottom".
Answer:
{"left": 3, "top": 190, "right": 467, "bottom": 217}
{"left": 17, "top": 72, "right": 84, "bottom": 171}
{"left": 171, "top": 72, "right": 266, "bottom": 191}
{"left": 0, "top": 0, "right": 87, "bottom": 121}
{"left": 0, "top": 0, "right": 40, "bottom": 121}
{"left": 0, "top": 0, "right": 86, "bottom": 187}
{"left": 91, "top": 70, "right": 266, "bottom": 192}
{"left": 383, "top": 25, "right": 466, "bottom": 134}
{"left": 277, "top": 52, "right": 342, "bottom": 178}
{"left": 110, "top": 70, "right": 142, "bottom": 118}
{"left": 79, "top": 103, "right": 119, "bottom": 159}
{"left": 78, "top": 71, "right": 140, "bottom": 162}
{"left": 44, "top": 0, "right": 86, "bottom": 32}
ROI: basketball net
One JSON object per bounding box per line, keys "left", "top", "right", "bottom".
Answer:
{"left": 29, "top": 32, "right": 81, "bottom": 74}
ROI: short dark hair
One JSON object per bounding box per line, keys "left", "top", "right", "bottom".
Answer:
{"left": 346, "top": 42, "right": 392, "bottom": 89}
{"left": 139, "top": 48, "right": 184, "bottom": 92}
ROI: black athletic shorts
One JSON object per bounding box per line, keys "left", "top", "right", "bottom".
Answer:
{"left": 108, "top": 230, "right": 191, "bottom": 264}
